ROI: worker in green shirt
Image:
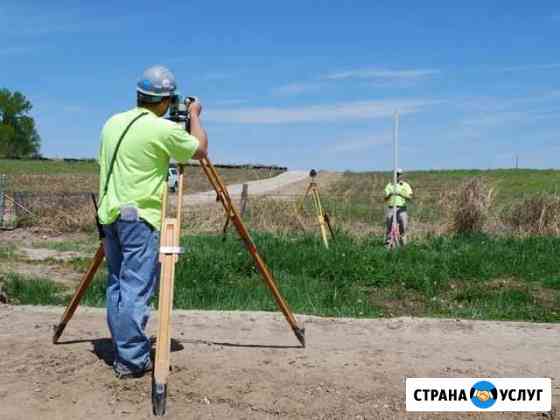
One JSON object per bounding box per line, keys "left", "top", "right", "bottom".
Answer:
{"left": 384, "top": 168, "right": 413, "bottom": 245}
{"left": 97, "top": 65, "right": 208, "bottom": 379}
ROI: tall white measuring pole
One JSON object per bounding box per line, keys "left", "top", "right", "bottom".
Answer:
{"left": 392, "top": 110, "right": 400, "bottom": 241}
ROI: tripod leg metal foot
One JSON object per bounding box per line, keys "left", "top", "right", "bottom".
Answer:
{"left": 52, "top": 322, "right": 66, "bottom": 344}
{"left": 152, "top": 380, "right": 167, "bottom": 416}
{"left": 294, "top": 327, "right": 306, "bottom": 348}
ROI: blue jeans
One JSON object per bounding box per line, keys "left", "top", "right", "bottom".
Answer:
{"left": 102, "top": 217, "right": 160, "bottom": 374}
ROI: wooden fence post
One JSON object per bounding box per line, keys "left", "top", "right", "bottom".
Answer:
{"left": 240, "top": 183, "right": 249, "bottom": 218}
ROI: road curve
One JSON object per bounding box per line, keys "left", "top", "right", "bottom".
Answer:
{"left": 185, "top": 170, "right": 309, "bottom": 205}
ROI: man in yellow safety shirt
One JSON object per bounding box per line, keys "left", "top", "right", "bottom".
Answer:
{"left": 384, "top": 168, "right": 413, "bottom": 245}
{"left": 97, "top": 65, "right": 208, "bottom": 379}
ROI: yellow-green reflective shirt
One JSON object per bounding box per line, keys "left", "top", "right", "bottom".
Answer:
{"left": 384, "top": 181, "right": 413, "bottom": 207}
{"left": 97, "top": 107, "right": 199, "bottom": 230}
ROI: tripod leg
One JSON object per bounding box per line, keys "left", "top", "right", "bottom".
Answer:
{"left": 324, "top": 212, "right": 335, "bottom": 240}
{"left": 294, "top": 183, "right": 313, "bottom": 232}
{"left": 53, "top": 244, "right": 105, "bottom": 343}
{"left": 312, "top": 188, "right": 329, "bottom": 249}
{"left": 200, "top": 158, "right": 305, "bottom": 346}
{"left": 153, "top": 167, "right": 186, "bottom": 416}
{"left": 152, "top": 218, "right": 179, "bottom": 416}
{"left": 387, "top": 211, "right": 401, "bottom": 250}
{"left": 221, "top": 213, "right": 231, "bottom": 241}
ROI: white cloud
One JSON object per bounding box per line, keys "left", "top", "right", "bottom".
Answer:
{"left": 212, "top": 99, "right": 248, "bottom": 106}
{"left": 202, "top": 73, "right": 232, "bottom": 81}
{"left": 271, "top": 82, "right": 321, "bottom": 96}
{"left": 206, "top": 99, "right": 438, "bottom": 124}
{"left": 330, "top": 134, "right": 391, "bottom": 153}
{"left": 462, "top": 111, "right": 529, "bottom": 127}
{"left": 324, "top": 68, "right": 440, "bottom": 81}
{"left": 500, "top": 64, "right": 560, "bottom": 72}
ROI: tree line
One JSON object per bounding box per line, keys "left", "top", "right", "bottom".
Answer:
{"left": 0, "top": 88, "right": 41, "bottom": 158}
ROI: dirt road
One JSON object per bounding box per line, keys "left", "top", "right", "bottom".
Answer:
{"left": 184, "top": 170, "right": 341, "bottom": 205}
{"left": 185, "top": 170, "right": 310, "bottom": 205}
{"left": 0, "top": 305, "right": 557, "bottom": 419}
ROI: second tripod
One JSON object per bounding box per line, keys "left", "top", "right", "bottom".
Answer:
{"left": 298, "top": 169, "right": 335, "bottom": 249}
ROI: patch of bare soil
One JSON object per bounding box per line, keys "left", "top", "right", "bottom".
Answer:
{"left": 0, "top": 229, "right": 88, "bottom": 247}
{"left": 0, "top": 261, "right": 81, "bottom": 286}
{"left": 0, "top": 231, "right": 92, "bottom": 286}
{"left": 0, "top": 306, "right": 558, "bottom": 419}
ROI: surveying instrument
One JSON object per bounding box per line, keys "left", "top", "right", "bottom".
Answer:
{"left": 52, "top": 96, "right": 305, "bottom": 416}
{"left": 386, "top": 111, "right": 402, "bottom": 249}
{"left": 298, "top": 169, "right": 334, "bottom": 249}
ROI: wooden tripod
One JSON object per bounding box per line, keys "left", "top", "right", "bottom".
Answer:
{"left": 298, "top": 171, "right": 335, "bottom": 249}
{"left": 52, "top": 159, "right": 305, "bottom": 415}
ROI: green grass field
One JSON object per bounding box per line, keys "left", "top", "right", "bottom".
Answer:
{"left": 3, "top": 233, "right": 559, "bottom": 322}
{"left": 2, "top": 163, "right": 560, "bottom": 322}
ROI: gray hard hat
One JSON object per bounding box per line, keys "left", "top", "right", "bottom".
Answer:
{"left": 137, "top": 65, "right": 177, "bottom": 102}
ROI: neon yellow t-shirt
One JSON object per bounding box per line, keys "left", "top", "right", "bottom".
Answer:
{"left": 97, "top": 107, "right": 199, "bottom": 229}
{"left": 384, "top": 181, "right": 413, "bottom": 207}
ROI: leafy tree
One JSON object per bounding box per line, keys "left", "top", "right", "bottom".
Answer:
{"left": 0, "top": 89, "right": 41, "bottom": 158}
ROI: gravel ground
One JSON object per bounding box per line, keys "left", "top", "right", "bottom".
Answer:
{"left": 0, "top": 305, "right": 558, "bottom": 419}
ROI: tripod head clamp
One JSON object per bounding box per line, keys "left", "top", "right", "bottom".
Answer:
{"left": 309, "top": 169, "right": 317, "bottom": 178}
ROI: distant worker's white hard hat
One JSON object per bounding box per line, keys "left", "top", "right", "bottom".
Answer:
{"left": 137, "top": 65, "right": 177, "bottom": 102}
{"left": 396, "top": 168, "right": 404, "bottom": 174}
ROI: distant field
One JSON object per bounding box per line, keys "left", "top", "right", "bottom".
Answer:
{"left": 330, "top": 169, "right": 560, "bottom": 199}
{"left": 0, "top": 159, "right": 98, "bottom": 175}
{"left": 0, "top": 159, "right": 284, "bottom": 193}
{"left": 3, "top": 162, "right": 560, "bottom": 237}
{"left": 322, "top": 169, "right": 560, "bottom": 236}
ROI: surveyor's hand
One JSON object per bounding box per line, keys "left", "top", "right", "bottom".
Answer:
{"left": 188, "top": 100, "right": 202, "bottom": 117}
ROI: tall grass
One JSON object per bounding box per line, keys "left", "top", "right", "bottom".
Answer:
{"left": 1, "top": 272, "right": 65, "bottom": 305}
{"left": 502, "top": 194, "right": 560, "bottom": 236}
{"left": 440, "top": 177, "right": 494, "bottom": 234}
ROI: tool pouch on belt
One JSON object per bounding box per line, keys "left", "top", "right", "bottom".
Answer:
{"left": 120, "top": 205, "right": 140, "bottom": 222}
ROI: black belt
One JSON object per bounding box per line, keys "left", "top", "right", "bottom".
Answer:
{"left": 388, "top": 206, "right": 407, "bottom": 210}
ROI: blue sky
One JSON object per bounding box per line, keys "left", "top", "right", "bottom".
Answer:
{"left": 2, "top": 1, "right": 559, "bottom": 170}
